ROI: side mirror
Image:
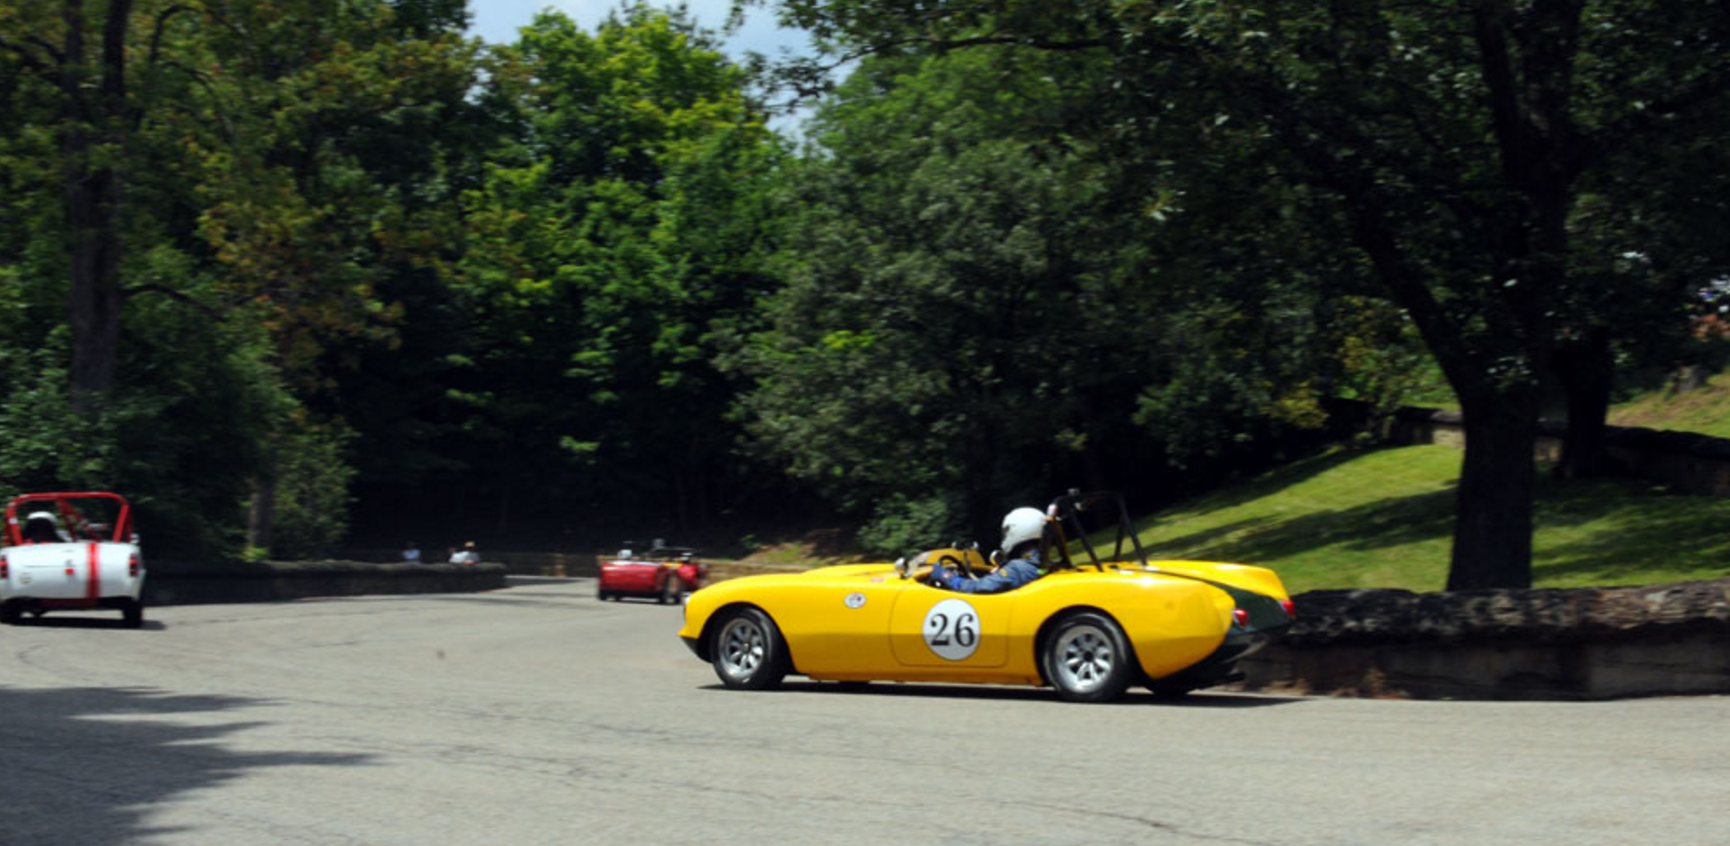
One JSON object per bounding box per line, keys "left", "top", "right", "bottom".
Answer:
{"left": 989, "top": 549, "right": 1003, "bottom": 566}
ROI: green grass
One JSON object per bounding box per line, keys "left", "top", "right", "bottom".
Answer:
{"left": 1132, "top": 445, "right": 1730, "bottom": 594}
{"left": 1609, "top": 368, "right": 1730, "bottom": 439}
{"left": 734, "top": 371, "right": 1730, "bottom": 592}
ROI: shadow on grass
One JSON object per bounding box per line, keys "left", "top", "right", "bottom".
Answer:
{"left": 1134, "top": 448, "right": 1374, "bottom": 528}
{"left": 0, "top": 685, "right": 370, "bottom": 845}
{"left": 1532, "top": 482, "right": 1730, "bottom": 584}
{"left": 1149, "top": 488, "right": 1459, "bottom": 564}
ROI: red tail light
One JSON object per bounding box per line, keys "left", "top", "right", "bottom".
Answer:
{"left": 129, "top": 554, "right": 140, "bottom": 577}
{"left": 1281, "top": 599, "right": 1296, "bottom": 618}
{"left": 1231, "top": 608, "right": 1249, "bottom": 627}
{"left": 1, "top": 553, "right": 8, "bottom": 579}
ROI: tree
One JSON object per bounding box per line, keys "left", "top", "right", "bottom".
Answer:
{"left": 452, "top": 5, "right": 782, "bottom": 538}
{"left": 750, "top": 0, "right": 1730, "bottom": 588}
{"left": 1, "top": 0, "right": 485, "bottom": 557}
{"left": 0, "top": 0, "right": 202, "bottom": 408}
{"left": 729, "top": 51, "right": 1174, "bottom": 550}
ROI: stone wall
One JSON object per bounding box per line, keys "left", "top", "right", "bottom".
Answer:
{"left": 1236, "top": 578, "right": 1730, "bottom": 700}
{"left": 341, "top": 548, "right": 600, "bottom": 578}
{"left": 144, "top": 559, "right": 507, "bottom": 606}
{"left": 1391, "top": 406, "right": 1730, "bottom": 495}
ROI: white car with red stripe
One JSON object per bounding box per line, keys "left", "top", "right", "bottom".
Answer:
{"left": 0, "top": 492, "right": 145, "bottom": 628}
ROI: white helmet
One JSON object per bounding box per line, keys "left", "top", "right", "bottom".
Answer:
{"left": 1000, "top": 507, "right": 1048, "bottom": 555}
{"left": 23, "top": 511, "right": 59, "bottom": 542}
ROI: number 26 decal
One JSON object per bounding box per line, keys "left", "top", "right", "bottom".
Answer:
{"left": 922, "top": 598, "right": 981, "bottom": 660}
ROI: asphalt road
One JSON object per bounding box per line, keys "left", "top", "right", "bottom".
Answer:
{"left": 2, "top": 577, "right": 1725, "bottom": 846}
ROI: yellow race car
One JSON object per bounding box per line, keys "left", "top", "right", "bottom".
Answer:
{"left": 678, "top": 491, "right": 1294, "bottom": 702}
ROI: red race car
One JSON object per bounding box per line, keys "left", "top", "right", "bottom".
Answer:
{"left": 597, "top": 545, "right": 706, "bottom": 604}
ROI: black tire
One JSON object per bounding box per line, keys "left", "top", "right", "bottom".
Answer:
{"left": 660, "top": 577, "right": 682, "bottom": 605}
{"left": 122, "top": 598, "right": 144, "bottom": 629}
{"left": 710, "top": 606, "right": 790, "bottom": 691}
{"left": 597, "top": 588, "right": 612, "bottom": 601}
{"left": 0, "top": 601, "right": 21, "bottom": 625}
{"left": 1041, "top": 611, "right": 1136, "bottom": 703}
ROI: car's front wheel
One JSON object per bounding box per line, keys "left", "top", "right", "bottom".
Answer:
{"left": 1041, "top": 611, "right": 1135, "bottom": 703}
{"left": 710, "top": 606, "right": 790, "bottom": 690}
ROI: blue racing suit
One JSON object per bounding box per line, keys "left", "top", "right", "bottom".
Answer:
{"left": 933, "top": 549, "right": 1044, "bottom": 594}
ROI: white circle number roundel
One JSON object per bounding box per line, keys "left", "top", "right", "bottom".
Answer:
{"left": 922, "top": 598, "right": 981, "bottom": 661}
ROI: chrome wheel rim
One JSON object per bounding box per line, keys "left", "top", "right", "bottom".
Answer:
{"left": 717, "top": 617, "right": 767, "bottom": 678}
{"left": 1053, "top": 624, "right": 1115, "bottom": 694}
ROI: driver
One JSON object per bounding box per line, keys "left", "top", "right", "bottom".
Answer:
{"left": 23, "top": 511, "right": 70, "bottom": 543}
{"left": 929, "top": 506, "right": 1049, "bottom": 594}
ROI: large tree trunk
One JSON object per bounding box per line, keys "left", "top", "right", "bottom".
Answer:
{"left": 59, "top": 0, "right": 135, "bottom": 411}
{"left": 1551, "top": 327, "right": 1614, "bottom": 479}
{"left": 64, "top": 143, "right": 125, "bottom": 409}
{"left": 1446, "top": 386, "right": 1538, "bottom": 590}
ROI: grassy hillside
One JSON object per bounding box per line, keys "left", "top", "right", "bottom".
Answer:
{"left": 1135, "top": 445, "right": 1730, "bottom": 594}
{"left": 1609, "top": 368, "right": 1730, "bottom": 439}
{"left": 732, "top": 374, "right": 1730, "bottom": 593}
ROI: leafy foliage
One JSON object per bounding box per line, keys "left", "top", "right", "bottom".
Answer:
{"left": 746, "top": 0, "right": 1730, "bottom": 587}
{"left": 729, "top": 51, "right": 1163, "bottom": 542}
{"left": 0, "top": 0, "right": 1723, "bottom": 576}
{"left": 433, "top": 4, "right": 784, "bottom": 537}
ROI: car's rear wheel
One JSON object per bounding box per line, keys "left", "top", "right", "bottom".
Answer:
{"left": 660, "top": 576, "right": 682, "bottom": 605}
{"left": 711, "top": 606, "right": 789, "bottom": 690}
{"left": 121, "top": 598, "right": 144, "bottom": 629}
{"left": 0, "top": 601, "right": 21, "bottom": 625}
{"left": 1041, "top": 611, "right": 1135, "bottom": 703}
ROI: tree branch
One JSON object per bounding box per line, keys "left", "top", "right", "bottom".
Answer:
{"left": 146, "top": 4, "right": 196, "bottom": 70}
{"left": 121, "top": 283, "right": 222, "bottom": 318}
{"left": 1470, "top": 1, "right": 1533, "bottom": 182}
{"left": 0, "top": 35, "right": 55, "bottom": 76}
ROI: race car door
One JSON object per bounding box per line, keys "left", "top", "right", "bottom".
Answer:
{"left": 887, "top": 586, "right": 1012, "bottom": 668}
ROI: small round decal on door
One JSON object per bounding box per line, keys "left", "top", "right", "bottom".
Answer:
{"left": 844, "top": 592, "right": 867, "bottom": 609}
{"left": 922, "top": 598, "right": 980, "bottom": 661}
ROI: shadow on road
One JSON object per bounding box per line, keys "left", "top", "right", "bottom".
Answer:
{"left": 704, "top": 681, "right": 1303, "bottom": 707}
{"left": 0, "top": 685, "right": 371, "bottom": 845}
{"left": 5, "top": 615, "right": 166, "bottom": 631}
